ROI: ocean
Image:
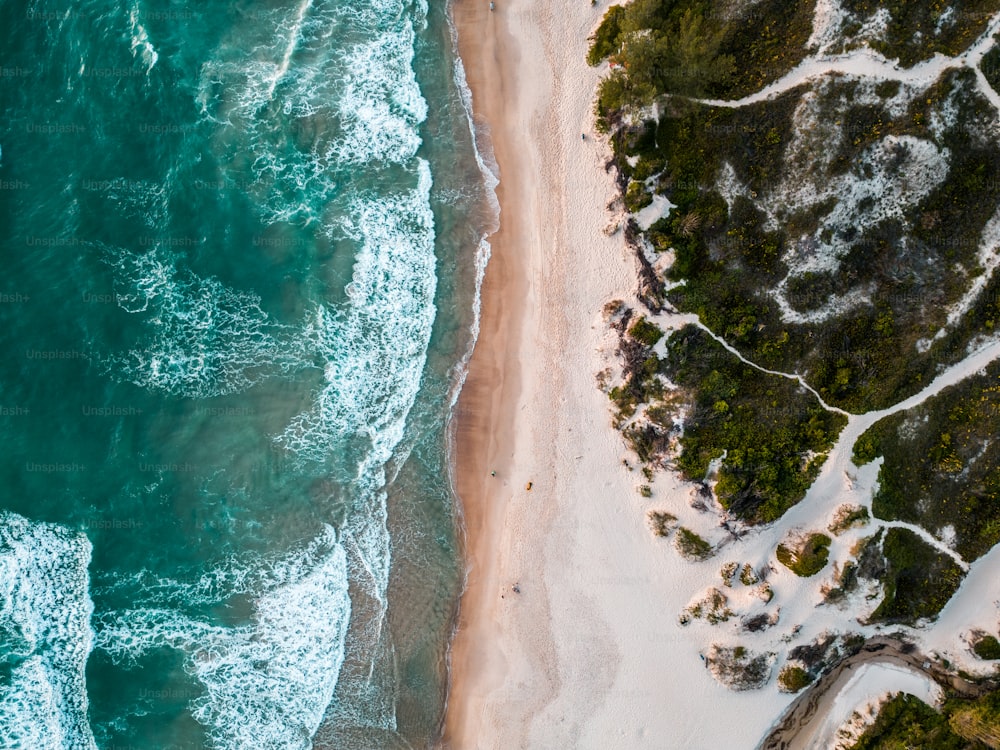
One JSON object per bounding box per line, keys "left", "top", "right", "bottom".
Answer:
{"left": 0, "top": 0, "right": 495, "bottom": 747}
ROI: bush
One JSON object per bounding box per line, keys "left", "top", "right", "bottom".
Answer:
{"left": 777, "top": 665, "right": 813, "bottom": 693}
{"left": 870, "top": 528, "right": 964, "bottom": 624}
{"left": 974, "top": 634, "right": 1000, "bottom": 660}
{"left": 629, "top": 317, "right": 664, "bottom": 347}
{"left": 852, "top": 693, "right": 968, "bottom": 750}
{"left": 776, "top": 533, "right": 832, "bottom": 577}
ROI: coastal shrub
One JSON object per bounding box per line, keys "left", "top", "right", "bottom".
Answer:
{"left": 777, "top": 665, "right": 813, "bottom": 693}
{"left": 851, "top": 693, "right": 969, "bottom": 750}
{"left": 868, "top": 360, "right": 1000, "bottom": 562}
{"left": 776, "top": 533, "right": 832, "bottom": 578}
{"left": 624, "top": 180, "right": 653, "bottom": 213}
{"left": 637, "top": 68, "right": 1000, "bottom": 414}
{"left": 675, "top": 527, "right": 713, "bottom": 560}
{"left": 586, "top": 4, "right": 626, "bottom": 66}
{"left": 949, "top": 691, "right": 1000, "bottom": 747}
{"left": 628, "top": 317, "right": 664, "bottom": 347}
{"left": 869, "top": 528, "right": 964, "bottom": 624}
{"left": 822, "top": 561, "right": 860, "bottom": 604}
{"left": 720, "top": 561, "right": 738, "bottom": 587}
{"left": 739, "top": 563, "right": 759, "bottom": 586}
{"left": 839, "top": 0, "right": 1000, "bottom": 67}
{"left": 660, "top": 326, "right": 846, "bottom": 524}
{"left": 973, "top": 634, "right": 1000, "bottom": 660}
{"left": 706, "top": 645, "right": 775, "bottom": 691}
{"left": 682, "top": 587, "right": 733, "bottom": 624}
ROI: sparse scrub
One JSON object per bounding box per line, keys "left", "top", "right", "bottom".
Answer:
{"left": 706, "top": 645, "right": 775, "bottom": 691}
{"left": 675, "top": 526, "right": 714, "bottom": 560}
{"left": 647, "top": 510, "right": 677, "bottom": 537}
{"left": 829, "top": 504, "right": 871, "bottom": 536}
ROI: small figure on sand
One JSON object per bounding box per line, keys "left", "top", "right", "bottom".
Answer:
{"left": 581, "top": 133, "right": 585, "bottom": 140}
{"left": 491, "top": 470, "right": 496, "bottom": 477}
{"left": 512, "top": 583, "right": 521, "bottom": 594}
{"left": 525, "top": 481, "right": 533, "bottom": 491}
{"left": 489, "top": 1, "right": 495, "bottom": 10}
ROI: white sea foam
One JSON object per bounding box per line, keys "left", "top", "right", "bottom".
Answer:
{"left": 0, "top": 512, "right": 97, "bottom": 750}
{"left": 101, "top": 0, "right": 439, "bottom": 742}
{"left": 97, "top": 528, "right": 350, "bottom": 750}
{"left": 278, "top": 161, "right": 436, "bottom": 468}
{"left": 107, "top": 245, "right": 303, "bottom": 398}
{"left": 128, "top": 5, "right": 158, "bottom": 73}
{"left": 445, "top": 20, "right": 500, "bottom": 412}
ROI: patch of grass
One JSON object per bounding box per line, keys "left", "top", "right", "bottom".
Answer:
{"left": 676, "top": 526, "right": 714, "bottom": 560}
{"left": 776, "top": 533, "right": 832, "bottom": 577}
{"left": 869, "top": 528, "right": 964, "bottom": 624}
{"left": 777, "top": 665, "right": 813, "bottom": 693}
{"left": 973, "top": 633, "right": 1000, "bottom": 660}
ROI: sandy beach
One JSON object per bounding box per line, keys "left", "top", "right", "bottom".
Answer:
{"left": 443, "top": 0, "right": 787, "bottom": 746}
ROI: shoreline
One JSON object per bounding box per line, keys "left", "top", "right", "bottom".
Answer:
{"left": 442, "top": 0, "right": 530, "bottom": 743}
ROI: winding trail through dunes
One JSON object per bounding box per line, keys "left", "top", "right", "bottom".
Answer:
{"left": 697, "top": 11, "right": 1000, "bottom": 111}
{"left": 758, "top": 638, "right": 992, "bottom": 750}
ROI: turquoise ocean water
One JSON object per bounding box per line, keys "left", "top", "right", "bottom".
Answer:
{"left": 0, "top": 0, "right": 496, "bottom": 747}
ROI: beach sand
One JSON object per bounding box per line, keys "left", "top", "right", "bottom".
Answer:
{"left": 442, "top": 0, "right": 795, "bottom": 747}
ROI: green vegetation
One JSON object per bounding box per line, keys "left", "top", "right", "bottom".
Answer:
{"left": 829, "top": 504, "right": 871, "bottom": 536}
{"left": 603, "top": 62, "right": 1000, "bottom": 414}
{"left": 840, "top": 0, "right": 1000, "bottom": 67}
{"left": 852, "top": 688, "right": 1000, "bottom": 749}
{"left": 681, "top": 587, "right": 733, "bottom": 625}
{"left": 675, "top": 526, "right": 713, "bottom": 560}
{"left": 777, "top": 665, "right": 813, "bottom": 693}
{"left": 776, "top": 533, "right": 832, "bottom": 577}
{"left": 659, "top": 326, "right": 846, "bottom": 523}
{"left": 981, "top": 38, "right": 1000, "bottom": 94}
{"left": 870, "top": 528, "right": 964, "bottom": 624}
{"left": 855, "top": 360, "right": 1000, "bottom": 562}
{"left": 629, "top": 317, "right": 665, "bottom": 347}
{"left": 647, "top": 510, "right": 678, "bottom": 537}
{"left": 588, "top": 0, "right": 815, "bottom": 125}
{"left": 949, "top": 690, "right": 1000, "bottom": 747}
{"left": 973, "top": 633, "right": 1000, "bottom": 660}
{"left": 707, "top": 645, "right": 775, "bottom": 691}
{"left": 849, "top": 693, "right": 972, "bottom": 750}
{"left": 739, "top": 563, "right": 760, "bottom": 586}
